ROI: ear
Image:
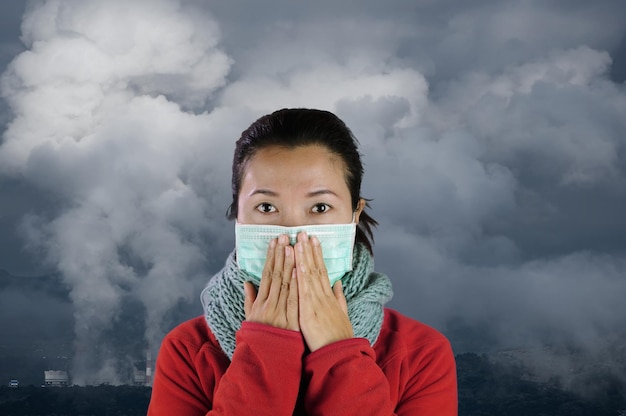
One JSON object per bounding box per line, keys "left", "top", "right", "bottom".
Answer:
{"left": 354, "top": 198, "right": 366, "bottom": 224}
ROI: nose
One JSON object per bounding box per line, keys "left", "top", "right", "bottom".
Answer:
{"left": 278, "top": 210, "right": 307, "bottom": 227}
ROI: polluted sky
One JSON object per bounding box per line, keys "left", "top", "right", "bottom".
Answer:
{"left": 1, "top": 0, "right": 626, "bottom": 383}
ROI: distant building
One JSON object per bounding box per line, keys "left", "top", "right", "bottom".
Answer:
{"left": 133, "top": 368, "right": 146, "bottom": 386}
{"left": 132, "top": 348, "right": 153, "bottom": 387}
{"left": 44, "top": 370, "right": 69, "bottom": 387}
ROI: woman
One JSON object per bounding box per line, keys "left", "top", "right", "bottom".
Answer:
{"left": 147, "top": 108, "right": 457, "bottom": 415}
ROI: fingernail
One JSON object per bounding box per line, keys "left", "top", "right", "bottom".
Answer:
{"left": 279, "top": 234, "right": 288, "bottom": 244}
{"left": 311, "top": 235, "right": 320, "bottom": 246}
{"left": 269, "top": 238, "right": 276, "bottom": 248}
{"left": 285, "top": 245, "right": 292, "bottom": 256}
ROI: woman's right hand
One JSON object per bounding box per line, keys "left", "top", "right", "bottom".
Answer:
{"left": 243, "top": 234, "right": 299, "bottom": 331}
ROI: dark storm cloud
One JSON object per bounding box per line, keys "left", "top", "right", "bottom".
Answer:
{"left": 0, "top": 177, "right": 59, "bottom": 275}
{"left": 0, "top": 2, "right": 25, "bottom": 61}
{"left": 0, "top": 0, "right": 625, "bottom": 384}
{"left": 0, "top": 282, "right": 73, "bottom": 347}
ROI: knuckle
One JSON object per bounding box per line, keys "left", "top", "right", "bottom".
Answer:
{"left": 261, "top": 269, "right": 272, "bottom": 281}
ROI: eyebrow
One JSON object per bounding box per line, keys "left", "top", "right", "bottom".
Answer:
{"left": 307, "top": 189, "right": 339, "bottom": 198}
{"left": 249, "top": 189, "right": 339, "bottom": 198}
{"left": 250, "top": 189, "right": 278, "bottom": 197}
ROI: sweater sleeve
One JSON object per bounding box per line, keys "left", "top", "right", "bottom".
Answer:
{"left": 211, "top": 322, "right": 305, "bottom": 415}
{"left": 302, "top": 335, "right": 457, "bottom": 415}
{"left": 147, "top": 328, "right": 215, "bottom": 416}
{"left": 147, "top": 321, "right": 305, "bottom": 416}
{"left": 394, "top": 335, "right": 457, "bottom": 415}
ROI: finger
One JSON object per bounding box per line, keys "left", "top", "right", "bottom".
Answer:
{"left": 243, "top": 281, "right": 258, "bottom": 319}
{"left": 258, "top": 238, "right": 277, "bottom": 300}
{"left": 310, "top": 235, "right": 332, "bottom": 293}
{"left": 267, "top": 234, "right": 289, "bottom": 302}
{"left": 277, "top": 244, "right": 295, "bottom": 304}
{"left": 297, "top": 232, "right": 329, "bottom": 295}
{"left": 296, "top": 231, "right": 315, "bottom": 275}
{"left": 282, "top": 244, "right": 295, "bottom": 285}
{"left": 333, "top": 280, "right": 349, "bottom": 315}
{"left": 295, "top": 234, "right": 311, "bottom": 303}
{"left": 286, "top": 268, "right": 299, "bottom": 331}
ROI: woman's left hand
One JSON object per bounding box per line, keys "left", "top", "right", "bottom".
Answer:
{"left": 294, "top": 232, "right": 354, "bottom": 352}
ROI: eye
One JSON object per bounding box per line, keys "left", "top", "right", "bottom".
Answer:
{"left": 255, "top": 203, "right": 276, "bottom": 214}
{"left": 311, "top": 203, "right": 331, "bottom": 214}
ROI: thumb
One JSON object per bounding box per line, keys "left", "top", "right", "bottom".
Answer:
{"left": 333, "top": 280, "right": 349, "bottom": 315}
{"left": 243, "top": 281, "right": 257, "bottom": 319}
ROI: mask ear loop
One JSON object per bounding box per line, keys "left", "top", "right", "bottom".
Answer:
{"left": 352, "top": 198, "right": 366, "bottom": 224}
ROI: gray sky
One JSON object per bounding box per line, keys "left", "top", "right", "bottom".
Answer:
{"left": 1, "top": 0, "right": 626, "bottom": 384}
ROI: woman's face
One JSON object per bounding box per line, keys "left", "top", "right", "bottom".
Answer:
{"left": 237, "top": 144, "right": 364, "bottom": 226}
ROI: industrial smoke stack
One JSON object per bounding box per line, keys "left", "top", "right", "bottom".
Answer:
{"left": 146, "top": 349, "right": 152, "bottom": 387}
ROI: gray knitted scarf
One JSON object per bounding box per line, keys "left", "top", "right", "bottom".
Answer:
{"left": 201, "top": 243, "right": 394, "bottom": 360}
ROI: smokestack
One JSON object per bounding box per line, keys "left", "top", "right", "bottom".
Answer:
{"left": 146, "top": 348, "right": 152, "bottom": 387}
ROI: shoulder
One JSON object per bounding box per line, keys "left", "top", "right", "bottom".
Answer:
{"left": 151, "top": 317, "right": 228, "bottom": 412}
{"left": 160, "top": 316, "right": 225, "bottom": 360}
{"left": 375, "top": 309, "right": 458, "bottom": 413}
{"left": 164, "top": 316, "right": 212, "bottom": 345}
{"left": 375, "top": 308, "right": 454, "bottom": 363}
{"left": 379, "top": 308, "right": 450, "bottom": 343}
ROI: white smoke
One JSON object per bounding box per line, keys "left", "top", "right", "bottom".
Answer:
{"left": 0, "top": 0, "right": 234, "bottom": 384}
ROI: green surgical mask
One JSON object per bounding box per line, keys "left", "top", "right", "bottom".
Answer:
{"left": 235, "top": 221, "right": 356, "bottom": 286}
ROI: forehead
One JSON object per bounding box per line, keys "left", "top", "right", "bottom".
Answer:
{"left": 241, "top": 145, "right": 348, "bottom": 190}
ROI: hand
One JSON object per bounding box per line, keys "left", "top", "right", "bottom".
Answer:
{"left": 294, "top": 232, "right": 353, "bottom": 352}
{"left": 244, "top": 234, "right": 299, "bottom": 331}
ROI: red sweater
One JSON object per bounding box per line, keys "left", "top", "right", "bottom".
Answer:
{"left": 147, "top": 308, "right": 457, "bottom": 415}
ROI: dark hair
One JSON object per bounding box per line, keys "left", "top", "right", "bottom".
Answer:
{"left": 227, "top": 108, "right": 378, "bottom": 254}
